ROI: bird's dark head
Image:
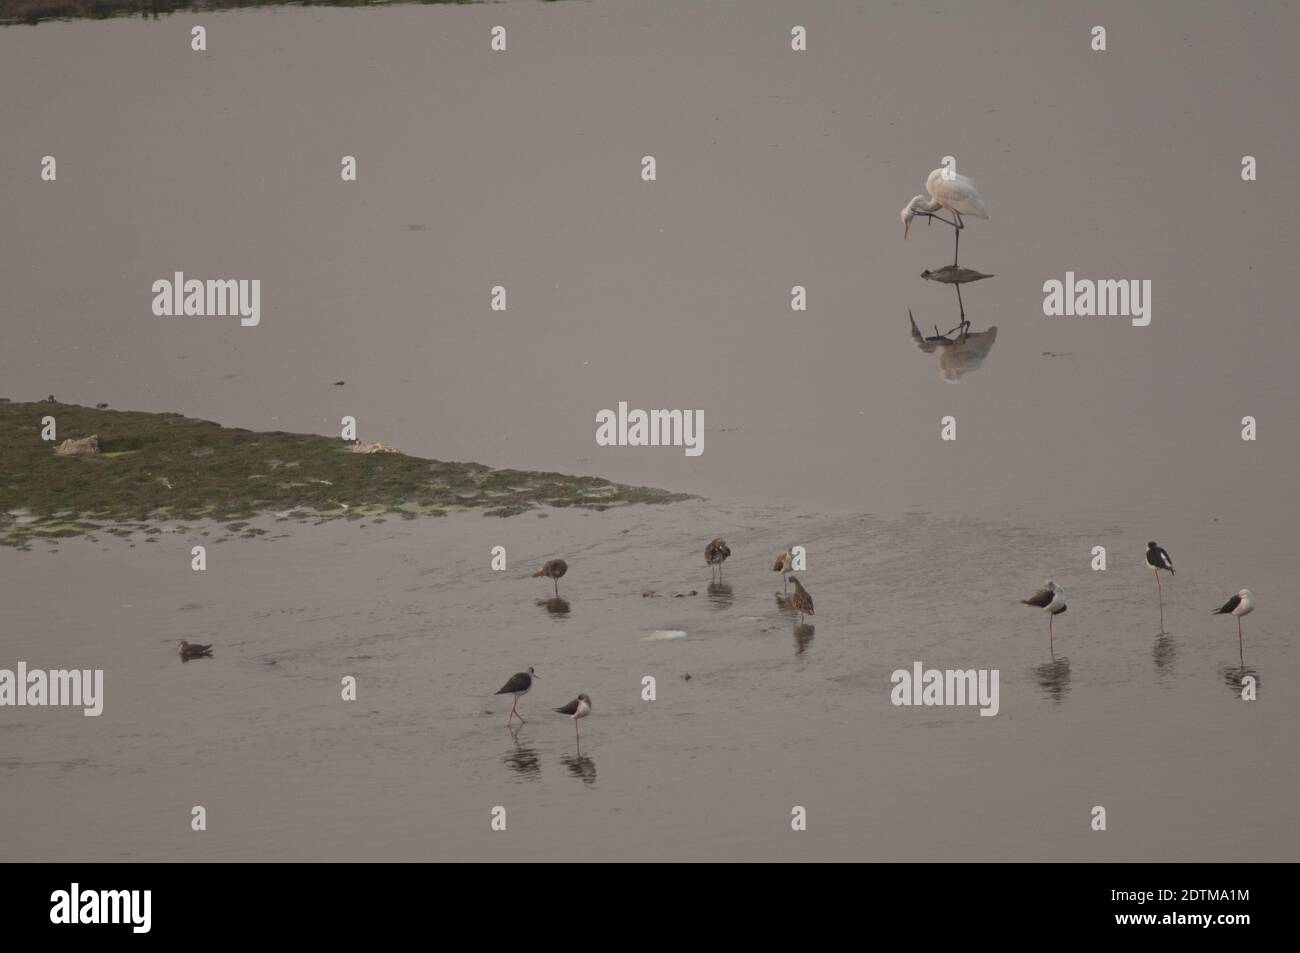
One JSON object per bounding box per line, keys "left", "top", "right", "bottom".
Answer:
{"left": 528, "top": 667, "right": 537, "bottom": 677}
{"left": 1147, "top": 541, "right": 1158, "bottom": 549}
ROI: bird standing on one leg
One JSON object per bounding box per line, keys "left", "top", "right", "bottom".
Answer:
{"left": 532, "top": 559, "right": 567, "bottom": 596}
{"left": 773, "top": 547, "right": 793, "bottom": 592}
{"left": 788, "top": 576, "right": 814, "bottom": 622}
{"left": 554, "top": 693, "right": 592, "bottom": 743}
{"left": 901, "top": 168, "right": 989, "bottom": 267}
{"left": 1212, "top": 589, "right": 1255, "bottom": 661}
{"left": 495, "top": 667, "right": 538, "bottom": 726}
{"left": 705, "top": 537, "right": 731, "bottom": 580}
{"left": 1021, "top": 580, "right": 1067, "bottom": 650}
{"left": 1145, "top": 541, "right": 1175, "bottom": 629}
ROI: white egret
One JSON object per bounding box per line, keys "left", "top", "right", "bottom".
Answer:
{"left": 901, "top": 168, "right": 990, "bottom": 266}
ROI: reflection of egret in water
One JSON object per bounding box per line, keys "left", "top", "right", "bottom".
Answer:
{"left": 537, "top": 597, "right": 570, "bottom": 616}
{"left": 920, "top": 265, "right": 993, "bottom": 337}
{"left": 794, "top": 623, "right": 815, "bottom": 656}
{"left": 1033, "top": 654, "right": 1072, "bottom": 702}
{"left": 1220, "top": 665, "right": 1260, "bottom": 699}
{"left": 503, "top": 726, "right": 541, "bottom": 782}
{"left": 706, "top": 582, "right": 733, "bottom": 609}
{"left": 561, "top": 752, "right": 597, "bottom": 786}
{"left": 1152, "top": 632, "right": 1178, "bottom": 682}
{"left": 909, "top": 311, "right": 998, "bottom": 382}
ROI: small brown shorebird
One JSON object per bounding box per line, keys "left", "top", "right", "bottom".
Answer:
{"left": 495, "top": 667, "right": 537, "bottom": 726}
{"left": 787, "top": 576, "right": 814, "bottom": 621}
{"left": 1212, "top": 589, "right": 1255, "bottom": 658}
{"left": 773, "top": 548, "right": 793, "bottom": 592}
{"left": 705, "top": 537, "right": 731, "bottom": 580}
{"left": 1145, "top": 541, "right": 1175, "bottom": 628}
{"left": 532, "top": 559, "right": 568, "bottom": 596}
{"left": 178, "top": 640, "right": 213, "bottom": 661}
{"left": 554, "top": 693, "right": 592, "bottom": 741}
{"left": 1021, "top": 580, "right": 1067, "bottom": 648}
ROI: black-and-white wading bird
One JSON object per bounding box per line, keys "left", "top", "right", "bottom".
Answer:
{"left": 773, "top": 547, "right": 793, "bottom": 592}
{"left": 1146, "top": 541, "right": 1175, "bottom": 627}
{"left": 532, "top": 559, "right": 567, "bottom": 596}
{"left": 554, "top": 693, "right": 592, "bottom": 741}
{"left": 1212, "top": 589, "right": 1256, "bottom": 655}
{"left": 1021, "top": 580, "right": 1067, "bottom": 648}
{"left": 495, "top": 667, "right": 538, "bottom": 726}
{"left": 788, "top": 576, "right": 814, "bottom": 622}
{"left": 901, "top": 168, "right": 990, "bottom": 267}
{"left": 705, "top": 537, "right": 731, "bottom": 580}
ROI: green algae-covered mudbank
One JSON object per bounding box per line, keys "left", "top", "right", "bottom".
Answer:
{"left": 0, "top": 1, "right": 475, "bottom": 28}
{"left": 0, "top": 399, "right": 690, "bottom": 548}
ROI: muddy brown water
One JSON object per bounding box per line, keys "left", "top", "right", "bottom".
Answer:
{"left": 1, "top": 1, "right": 1298, "bottom": 860}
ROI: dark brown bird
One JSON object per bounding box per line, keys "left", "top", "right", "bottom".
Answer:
{"left": 773, "top": 548, "right": 793, "bottom": 592}
{"left": 788, "top": 576, "right": 814, "bottom": 621}
{"left": 532, "top": 558, "right": 568, "bottom": 596}
{"left": 178, "top": 640, "right": 213, "bottom": 661}
{"left": 705, "top": 537, "right": 731, "bottom": 579}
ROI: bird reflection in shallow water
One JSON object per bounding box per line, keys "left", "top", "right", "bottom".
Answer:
{"left": 1221, "top": 665, "right": 1260, "bottom": 699}
{"left": 1034, "top": 655, "right": 1071, "bottom": 702}
{"left": 794, "top": 623, "right": 815, "bottom": 656}
{"left": 537, "top": 597, "right": 570, "bottom": 616}
{"left": 909, "top": 311, "right": 998, "bottom": 382}
{"left": 1152, "top": 632, "right": 1178, "bottom": 681}
{"left": 706, "top": 582, "right": 733, "bottom": 609}
{"left": 503, "top": 726, "right": 541, "bottom": 781}
{"left": 561, "top": 752, "right": 597, "bottom": 786}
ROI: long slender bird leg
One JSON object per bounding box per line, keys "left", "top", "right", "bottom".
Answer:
{"left": 1156, "top": 573, "right": 1163, "bottom": 630}
{"left": 955, "top": 284, "right": 968, "bottom": 335}
{"left": 554, "top": 578, "right": 559, "bottom": 597}
{"left": 507, "top": 697, "right": 517, "bottom": 726}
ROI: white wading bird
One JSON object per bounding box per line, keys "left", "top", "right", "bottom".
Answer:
{"left": 901, "top": 168, "right": 990, "bottom": 266}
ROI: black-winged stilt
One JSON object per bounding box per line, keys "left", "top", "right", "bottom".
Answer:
{"left": 1022, "top": 580, "right": 1067, "bottom": 648}
{"left": 1213, "top": 589, "right": 1256, "bottom": 658}
{"left": 1146, "top": 541, "right": 1175, "bottom": 627}
{"left": 495, "top": 667, "right": 537, "bottom": 725}
{"left": 554, "top": 693, "right": 592, "bottom": 741}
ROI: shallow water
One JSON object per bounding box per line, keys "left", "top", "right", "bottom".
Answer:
{"left": 2, "top": 0, "right": 1299, "bottom": 861}
{"left": 2, "top": 497, "right": 1296, "bottom": 861}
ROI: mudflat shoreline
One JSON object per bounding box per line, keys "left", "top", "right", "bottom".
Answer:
{"left": 0, "top": 398, "right": 690, "bottom": 549}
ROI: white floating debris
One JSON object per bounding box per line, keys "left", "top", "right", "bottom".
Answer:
{"left": 643, "top": 629, "right": 687, "bottom": 642}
